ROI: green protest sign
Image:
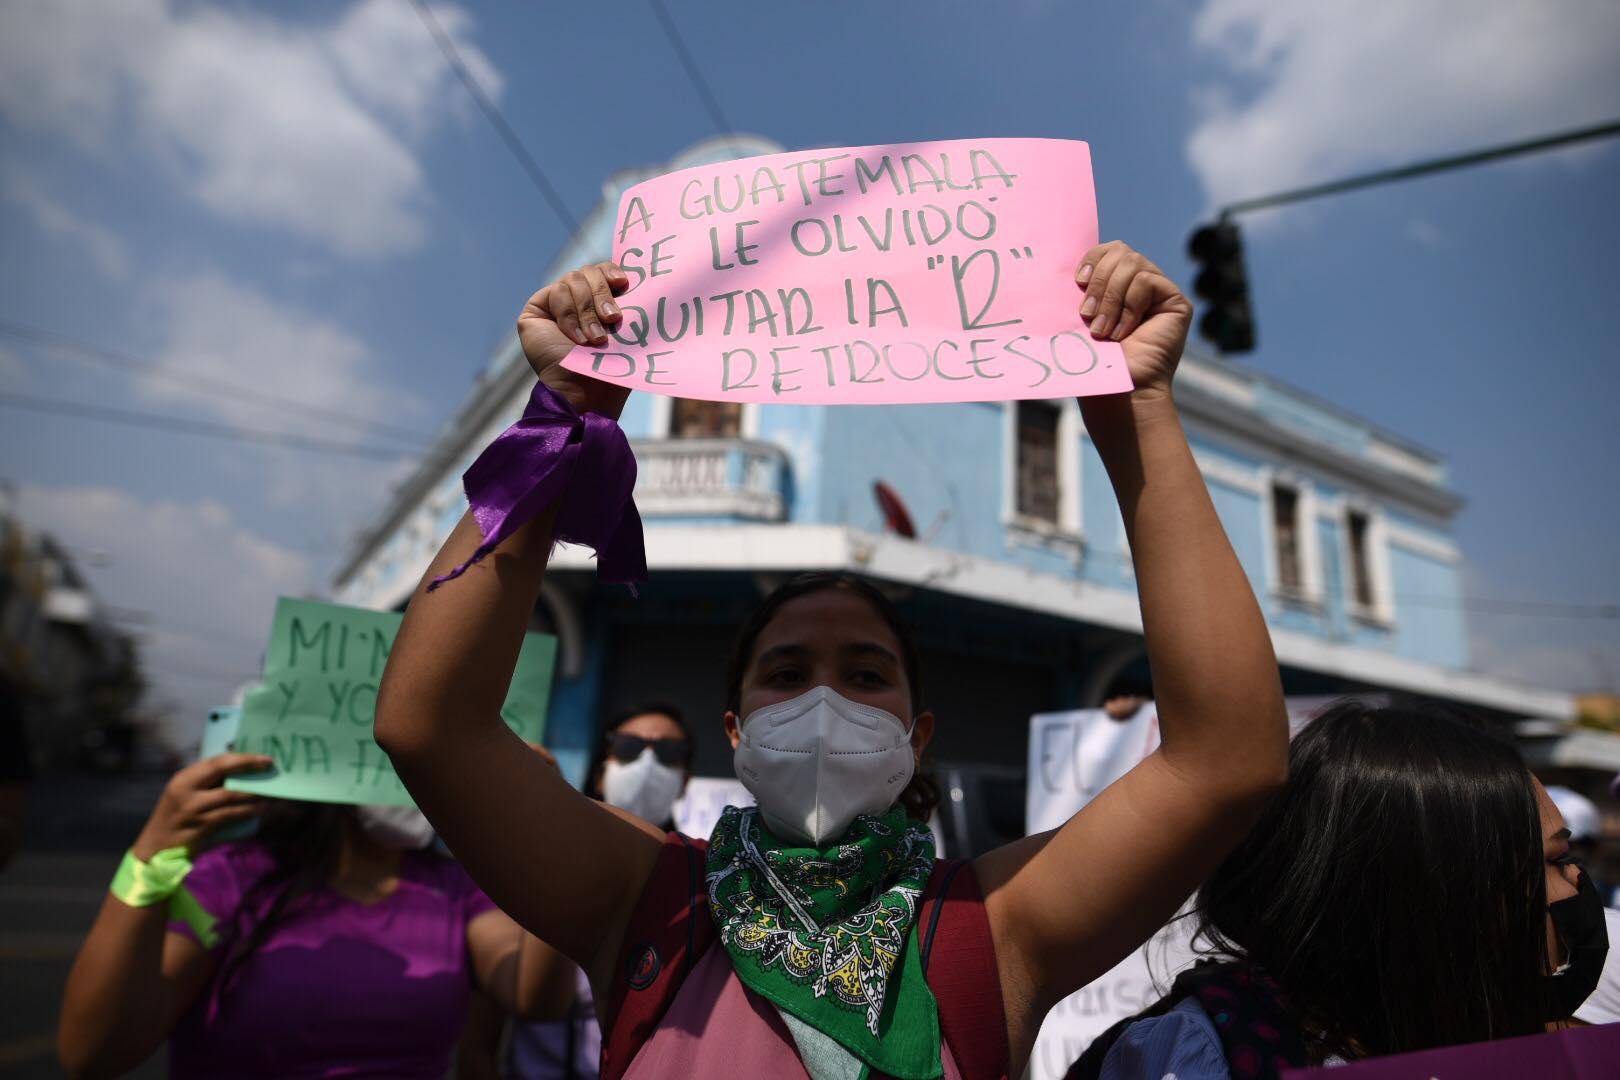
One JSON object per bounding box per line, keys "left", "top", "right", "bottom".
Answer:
{"left": 226, "top": 597, "right": 555, "bottom": 807}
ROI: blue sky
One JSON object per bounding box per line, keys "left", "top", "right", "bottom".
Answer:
{"left": 2, "top": 0, "right": 1617, "bottom": 744}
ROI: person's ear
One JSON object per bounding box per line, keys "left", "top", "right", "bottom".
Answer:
{"left": 724, "top": 710, "right": 742, "bottom": 749}
{"left": 910, "top": 710, "right": 935, "bottom": 759}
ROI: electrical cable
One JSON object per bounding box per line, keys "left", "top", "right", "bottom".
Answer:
{"left": 0, "top": 391, "right": 411, "bottom": 461}
{"left": 407, "top": 0, "right": 580, "bottom": 234}
{"left": 646, "top": 0, "right": 734, "bottom": 137}
{"left": 0, "top": 317, "right": 434, "bottom": 448}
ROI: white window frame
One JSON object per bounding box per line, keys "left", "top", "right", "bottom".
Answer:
{"left": 1340, "top": 501, "right": 1396, "bottom": 626}
{"left": 1260, "top": 469, "right": 1324, "bottom": 606}
{"left": 1001, "top": 398, "right": 1083, "bottom": 557}
{"left": 650, "top": 395, "right": 759, "bottom": 439}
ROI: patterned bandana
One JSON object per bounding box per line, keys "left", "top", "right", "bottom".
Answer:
{"left": 707, "top": 805, "right": 942, "bottom": 1079}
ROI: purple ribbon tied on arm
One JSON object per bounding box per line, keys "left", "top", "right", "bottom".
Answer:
{"left": 428, "top": 380, "right": 646, "bottom": 591}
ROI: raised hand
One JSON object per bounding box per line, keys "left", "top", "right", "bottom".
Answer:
{"left": 1076, "top": 242, "right": 1192, "bottom": 403}
{"left": 130, "top": 752, "right": 270, "bottom": 860}
{"left": 517, "top": 261, "right": 633, "bottom": 420}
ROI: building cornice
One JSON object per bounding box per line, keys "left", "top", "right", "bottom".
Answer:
{"left": 541, "top": 523, "right": 1571, "bottom": 721}
{"left": 1176, "top": 371, "right": 1464, "bottom": 523}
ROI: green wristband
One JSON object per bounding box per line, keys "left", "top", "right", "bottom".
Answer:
{"left": 109, "top": 846, "right": 192, "bottom": 908}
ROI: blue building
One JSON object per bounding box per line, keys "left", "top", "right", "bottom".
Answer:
{"left": 332, "top": 136, "right": 1572, "bottom": 785}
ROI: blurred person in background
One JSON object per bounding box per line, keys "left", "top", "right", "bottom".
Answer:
{"left": 504, "top": 704, "right": 693, "bottom": 1079}
{"left": 1102, "top": 676, "right": 1153, "bottom": 722}
{"left": 1546, "top": 784, "right": 1608, "bottom": 899}
{"left": 1070, "top": 701, "right": 1610, "bottom": 1080}
{"left": 57, "top": 752, "right": 555, "bottom": 1078}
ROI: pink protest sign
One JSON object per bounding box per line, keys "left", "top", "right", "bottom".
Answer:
{"left": 559, "top": 138, "right": 1131, "bottom": 405}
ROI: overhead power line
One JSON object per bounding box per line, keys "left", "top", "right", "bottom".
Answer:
{"left": 0, "top": 391, "right": 412, "bottom": 461}
{"left": 0, "top": 317, "right": 434, "bottom": 448}
{"left": 647, "top": 0, "right": 734, "bottom": 136}
{"left": 407, "top": 0, "right": 579, "bottom": 234}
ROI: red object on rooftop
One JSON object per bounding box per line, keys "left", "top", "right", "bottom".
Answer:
{"left": 873, "top": 481, "right": 917, "bottom": 539}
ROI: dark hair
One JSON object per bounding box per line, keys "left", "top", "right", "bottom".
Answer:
{"left": 724, "top": 572, "right": 939, "bottom": 823}
{"left": 1192, "top": 699, "right": 1550, "bottom": 1060}
{"left": 215, "top": 800, "right": 348, "bottom": 1003}
{"left": 584, "top": 701, "right": 694, "bottom": 801}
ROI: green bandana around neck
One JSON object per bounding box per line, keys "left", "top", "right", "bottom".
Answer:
{"left": 706, "top": 805, "right": 942, "bottom": 1079}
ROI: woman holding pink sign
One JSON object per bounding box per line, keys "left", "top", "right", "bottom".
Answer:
{"left": 376, "top": 240, "right": 1291, "bottom": 1078}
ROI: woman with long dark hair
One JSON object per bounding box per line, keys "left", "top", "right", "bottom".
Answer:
{"left": 376, "top": 240, "right": 1293, "bottom": 1077}
{"left": 1070, "top": 701, "right": 1611, "bottom": 1078}
{"left": 58, "top": 760, "right": 554, "bottom": 1079}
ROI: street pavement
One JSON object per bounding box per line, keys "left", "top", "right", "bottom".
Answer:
{"left": 1, "top": 772, "right": 167, "bottom": 1079}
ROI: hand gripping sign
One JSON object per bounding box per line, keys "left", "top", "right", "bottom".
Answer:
{"left": 559, "top": 138, "right": 1132, "bottom": 405}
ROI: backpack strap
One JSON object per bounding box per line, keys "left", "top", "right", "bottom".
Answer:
{"left": 917, "top": 857, "right": 1010, "bottom": 1080}
{"left": 598, "top": 832, "right": 714, "bottom": 1080}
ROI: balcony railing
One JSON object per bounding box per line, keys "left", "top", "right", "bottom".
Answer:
{"left": 630, "top": 438, "right": 789, "bottom": 522}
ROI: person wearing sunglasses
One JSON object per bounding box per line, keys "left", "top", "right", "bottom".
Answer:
{"left": 500, "top": 705, "right": 693, "bottom": 1078}
{"left": 586, "top": 705, "right": 694, "bottom": 830}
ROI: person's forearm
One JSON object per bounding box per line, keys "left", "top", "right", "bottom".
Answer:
{"left": 58, "top": 898, "right": 174, "bottom": 1078}
{"left": 376, "top": 505, "right": 558, "bottom": 758}
{"left": 377, "top": 502, "right": 662, "bottom": 967}
{"left": 515, "top": 933, "right": 582, "bottom": 1021}
{"left": 1081, "top": 392, "right": 1288, "bottom": 793}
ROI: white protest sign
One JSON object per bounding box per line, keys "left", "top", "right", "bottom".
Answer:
{"left": 673, "top": 776, "right": 754, "bottom": 839}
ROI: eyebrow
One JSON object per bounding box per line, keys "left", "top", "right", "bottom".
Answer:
{"left": 754, "top": 642, "right": 901, "bottom": 666}
{"left": 844, "top": 642, "right": 901, "bottom": 664}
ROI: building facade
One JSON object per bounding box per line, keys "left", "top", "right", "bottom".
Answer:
{"left": 333, "top": 137, "right": 1573, "bottom": 785}
{"left": 0, "top": 484, "right": 144, "bottom": 773}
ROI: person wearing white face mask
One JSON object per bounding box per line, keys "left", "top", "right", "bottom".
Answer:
{"left": 593, "top": 704, "right": 693, "bottom": 830}
{"left": 380, "top": 239, "right": 1292, "bottom": 1079}
{"left": 504, "top": 707, "right": 692, "bottom": 1079}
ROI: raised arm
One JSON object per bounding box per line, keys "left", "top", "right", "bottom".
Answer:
{"left": 977, "top": 243, "right": 1289, "bottom": 1064}
{"left": 375, "top": 262, "right": 663, "bottom": 984}
{"left": 58, "top": 753, "right": 267, "bottom": 1078}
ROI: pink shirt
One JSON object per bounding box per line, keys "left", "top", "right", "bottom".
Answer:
{"left": 621, "top": 945, "right": 965, "bottom": 1079}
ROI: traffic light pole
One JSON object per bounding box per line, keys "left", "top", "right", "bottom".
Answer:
{"left": 1189, "top": 117, "right": 1620, "bottom": 352}
{"left": 1216, "top": 117, "right": 1620, "bottom": 221}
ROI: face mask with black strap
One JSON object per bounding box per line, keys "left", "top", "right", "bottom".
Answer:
{"left": 1543, "top": 868, "right": 1610, "bottom": 1021}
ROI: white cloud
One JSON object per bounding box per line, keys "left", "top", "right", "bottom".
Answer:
{"left": 1, "top": 166, "right": 131, "bottom": 279}
{"left": 0, "top": 0, "right": 501, "bottom": 258}
{"left": 0, "top": 344, "right": 26, "bottom": 389}
{"left": 130, "top": 270, "right": 422, "bottom": 518}
{"left": 18, "top": 484, "right": 311, "bottom": 742}
{"left": 1405, "top": 218, "right": 1444, "bottom": 251}
{"left": 1186, "top": 0, "right": 1620, "bottom": 211}
{"left": 140, "top": 271, "right": 422, "bottom": 435}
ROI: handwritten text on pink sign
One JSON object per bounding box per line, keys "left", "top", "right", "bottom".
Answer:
{"left": 559, "top": 138, "right": 1131, "bottom": 405}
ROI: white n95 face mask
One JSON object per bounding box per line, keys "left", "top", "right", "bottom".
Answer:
{"left": 601, "top": 749, "right": 686, "bottom": 826}
{"left": 354, "top": 804, "right": 437, "bottom": 851}
{"left": 733, "top": 684, "right": 915, "bottom": 847}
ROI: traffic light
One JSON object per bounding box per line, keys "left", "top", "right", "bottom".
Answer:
{"left": 1187, "top": 221, "right": 1255, "bottom": 353}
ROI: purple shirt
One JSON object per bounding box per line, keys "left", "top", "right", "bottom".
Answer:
{"left": 166, "top": 841, "right": 496, "bottom": 1079}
